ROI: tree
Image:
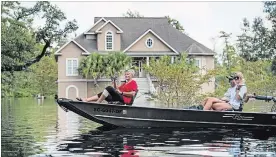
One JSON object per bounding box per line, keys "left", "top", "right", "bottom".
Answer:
{"left": 237, "top": 17, "right": 271, "bottom": 61}
{"left": 104, "top": 52, "right": 132, "bottom": 80}
{"left": 219, "top": 31, "right": 239, "bottom": 73}
{"left": 1, "top": 1, "right": 78, "bottom": 72}
{"left": 78, "top": 52, "right": 131, "bottom": 86}
{"left": 214, "top": 28, "right": 276, "bottom": 97}
{"left": 236, "top": 2, "right": 276, "bottom": 63}
{"left": 123, "top": 9, "right": 143, "bottom": 17}
{"left": 144, "top": 55, "right": 216, "bottom": 107}
{"left": 165, "top": 16, "right": 185, "bottom": 33}
{"left": 78, "top": 53, "right": 105, "bottom": 86}
{"left": 30, "top": 54, "right": 58, "bottom": 96}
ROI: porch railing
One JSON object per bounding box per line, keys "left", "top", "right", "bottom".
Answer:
{"left": 146, "top": 73, "right": 157, "bottom": 95}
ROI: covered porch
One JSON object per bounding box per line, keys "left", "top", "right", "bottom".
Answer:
{"left": 131, "top": 56, "right": 176, "bottom": 78}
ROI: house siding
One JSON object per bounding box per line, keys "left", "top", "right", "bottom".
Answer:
{"left": 200, "top": 56, "right": 215, "bottom": 93}
{"left": 128, "top": 32, "right": 172, "bottom": 52}
{"left": 57, "top": 42, "right": 88, "bottom": 98}
{"left": 87, "top": 20, "right": 106, "bottom": 33}
{"left": 97, "top": 23, "right": 121, "bottom": 51}
{"left": 57, "top": 42, "right": 85, "bottom": 80}
{"left": 56, "top": 17, "right": 216, "bottom": 98}
{"left": 58, "top": 82, "right": 86, "bottom": 99}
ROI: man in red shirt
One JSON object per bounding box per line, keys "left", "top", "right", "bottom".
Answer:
{"left": 76, "top": 69, "right": 138, "bottom": 105}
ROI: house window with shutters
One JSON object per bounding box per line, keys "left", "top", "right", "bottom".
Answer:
{"left": 105, "top": 31, "right": 113, "bottom": 51}
{"left": 66, "top": 58, "right": 78, "bottom": 76}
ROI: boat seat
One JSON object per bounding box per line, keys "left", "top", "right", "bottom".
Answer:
{"left": 108, "top": 90, "right": 139, "bottom": 106}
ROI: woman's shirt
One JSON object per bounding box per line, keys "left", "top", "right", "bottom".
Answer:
{"left": 119, "top": 80, "right": 138, "bottom": 104}
{"left": 228, "top": 84, "right": 247, "bottom": 110}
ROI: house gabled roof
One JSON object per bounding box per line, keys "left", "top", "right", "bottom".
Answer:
{"left": 62, "top": 17, "right": 214, "bottom": 56}
{"left": 123, "top": 29, "right": 178, "bottom": 54}
{"left": 83, "top": 17, "right": 107, "bottom": 34}
{"left": 186, "top": 43, "right": 214, "bottom": 55}
{"left": 55, "top": 40, "right": 90, "bottom": 55}
{"left": 95, "top": 20, "right": 123, "bottom": 33}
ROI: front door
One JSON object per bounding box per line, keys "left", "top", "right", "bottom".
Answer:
{"left": 138, "top": 60, "right": 144, "bottom": 77}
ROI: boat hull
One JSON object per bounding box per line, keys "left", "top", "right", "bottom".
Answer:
{"left": 56, "top": 98, "right": 276, "bottom": 129}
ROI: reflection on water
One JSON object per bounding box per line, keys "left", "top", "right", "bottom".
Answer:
{"left": 1, "top": 98, "right": 276, "bottom": 157}
{"left": 53, "top": 127, "right": 276, "bottom": 157}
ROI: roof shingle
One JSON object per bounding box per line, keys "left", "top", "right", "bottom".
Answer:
{"left": 74, "top": 17, "right": 214, "bottom": 55}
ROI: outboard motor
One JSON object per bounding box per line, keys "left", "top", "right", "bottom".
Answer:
{"left": 253, "top": 94, "right": 276, "bottom": 112}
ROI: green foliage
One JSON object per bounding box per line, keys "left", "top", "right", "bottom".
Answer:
{"left": 236, "top": 2, "right": 276, "bottom": 72}
{"left": 1, "top": 1, "right": 74, "bottom": 97}
{"left": 144, "top": 54, "right": 216, "bottom": 107}
{"left": 78, "top": 53, "right": 105, "bottom": 86}
{"left": 214, "top": 30, "right": 276, "bottom": 98}
{"left": 78, "top": 52, "right": 131, "bottom": 85}
{"left": 1, "top": 71, "right": 37, "bottom": 98}
{"left": 1, "top": 54, "right": 58, "bottom": 98}
{"left": 104, "top": 52, "right": 132, "bottom": 79}
{"left": 30, "top": 55, "right": 58, "bottom": 96}
{"left": 1, "top": 1, "right": 78, "bottom": 72}
{"left": 236, "top": 17, "right": 272, "bottom": 61}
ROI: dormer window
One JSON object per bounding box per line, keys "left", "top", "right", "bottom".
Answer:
{"left": 105, "top": 31, "right": 113, "bottom": 51}
{"left": 146, "top": 37, "right": 153, "bottom": 48}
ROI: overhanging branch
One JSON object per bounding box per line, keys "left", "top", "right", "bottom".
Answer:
{"left": 1, "top": 41, "right": 50, "bottom": 72}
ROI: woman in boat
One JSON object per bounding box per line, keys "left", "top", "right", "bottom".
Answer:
{"left": 202, "top": 72, "right": 247, "bottom": 111}
{"left": 76, "top": 69, "right": 138, "bottom": 105}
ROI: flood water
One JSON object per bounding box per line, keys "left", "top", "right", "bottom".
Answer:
{"left": 1, "top": 98, "right": 276, "bottom": 157}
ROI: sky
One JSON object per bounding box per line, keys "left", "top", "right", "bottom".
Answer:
{"left": 23, "top": 1, "right": 269, "bottom": 54}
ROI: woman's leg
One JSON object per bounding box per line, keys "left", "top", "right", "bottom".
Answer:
{"left": 203, "top": 97, "right": 225, "bottom": 110}
{"left": 212, "top": 102, "right": 233, "bottom": 111}
{"left": 201, "top": 97, "right": 210, "bottom": 106}
{"left": 77, "top": 92, "right": 102, "bottom": 102}
{"left": 96, "top": 86, "right": 124, "bottom": 103}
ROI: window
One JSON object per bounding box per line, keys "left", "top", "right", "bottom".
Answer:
{"left": 194, "top": 59, "right": 200, "bottom": 67}
{"left": 66, "top": 58, "right": 78, "bottom": 76}
{"left": 145, "top": 37, "right": 154, "bottom": 48}
{"left": 105, "top": 31, "right": 113, "bottom": 50}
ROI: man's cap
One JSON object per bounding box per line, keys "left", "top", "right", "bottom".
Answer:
{"left": 226, "top": 73, "right": 237, "bottom": 80}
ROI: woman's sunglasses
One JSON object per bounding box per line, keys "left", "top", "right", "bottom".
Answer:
{"left": 234, "top": 76, "right": 240, "bottom": 80}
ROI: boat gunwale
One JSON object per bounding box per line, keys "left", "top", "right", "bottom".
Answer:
{"left": 63, "top": 99, "right": 276, "bottom": 116}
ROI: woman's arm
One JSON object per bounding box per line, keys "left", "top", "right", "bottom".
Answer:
{"left": 120, "top": 91, "right": 136, "bottom": 97}
{"left": 235, "top": 85, "right": 246, "bottom": 101}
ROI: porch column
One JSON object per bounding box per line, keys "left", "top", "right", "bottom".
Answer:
{"left": 146, "top": 56, "right": 149, "bottom": 66}
{"left": 171, "top": 56, "right": 174, "bottom": 63}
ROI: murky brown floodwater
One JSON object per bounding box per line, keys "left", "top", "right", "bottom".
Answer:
{"left": 1, "top": 98, "right": 276, "bottom": 157}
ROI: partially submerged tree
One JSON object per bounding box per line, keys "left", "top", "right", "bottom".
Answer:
{"left": 104, "top": 52, "right": 132, "bottom": 81}
{"left": 78, "top": 53, "right": 105, "bottom": 86}
{"left": 30, "top": 54, "right": 58, "bottom": 96}
{"left": 144, "top": 55, "right": 216, "bottom": 108}
{"left": 78, "top": 52, "right": 131, "bottom": 86}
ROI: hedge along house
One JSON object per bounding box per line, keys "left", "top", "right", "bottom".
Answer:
{"left": 55, "top": 17, "right": 215, "bottom": 99}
